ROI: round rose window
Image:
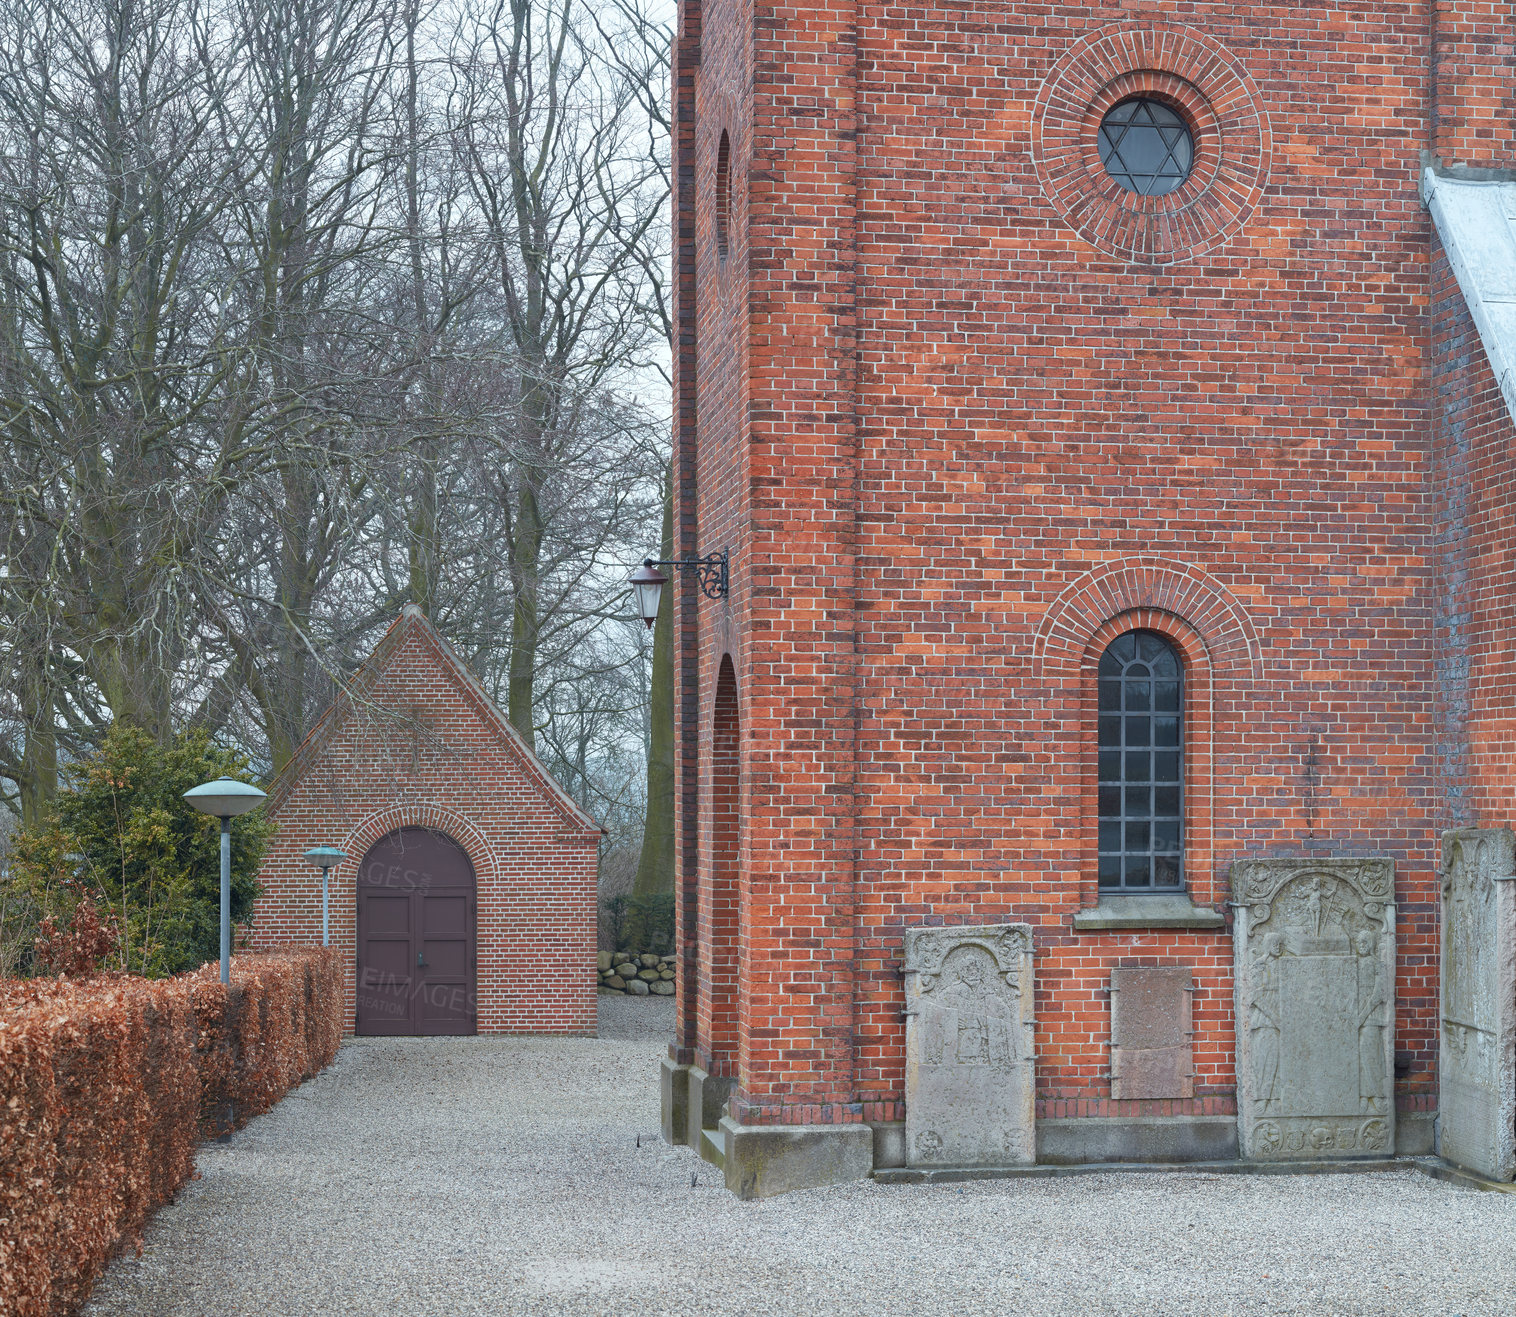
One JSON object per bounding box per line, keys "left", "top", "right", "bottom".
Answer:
{"left": 1030, "top": 22, "right": 1271, "bottom": 264}
{"left": 1097, "top": 98, "right": 1193, "bottom": 197}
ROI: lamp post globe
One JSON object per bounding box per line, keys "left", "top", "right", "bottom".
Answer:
{"left": 628, "top": 561, "right": 669, "bottom": 629}
{"left": 183, "top": 777, "right": 268, "bottom": 984}
{"left": 303, "top": 846, "right": 347, "bottom": 947}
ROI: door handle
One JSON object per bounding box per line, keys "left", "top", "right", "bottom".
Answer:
{"left": 417, "top": 951, "right": 427, "bottom": 968}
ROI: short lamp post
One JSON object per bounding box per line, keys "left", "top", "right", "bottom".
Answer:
{"left": 628, "top": 550, "right": 729, "bottom": 629}
{"left": 183, "top": 777, "right": 268, "bottom": 984}
{"left": 303, "top": 847, "right": 347, "bottom": 947}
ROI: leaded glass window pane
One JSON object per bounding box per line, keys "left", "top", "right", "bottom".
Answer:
{"left": 1097, "top": 630, "right": 1184, "bottom": 891}
{"left": 1098, "top": 99, "right": 1195, "bottom": 197}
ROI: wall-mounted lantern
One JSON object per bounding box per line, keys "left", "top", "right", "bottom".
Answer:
{"left": 303, "top": 846, "right": 347, "bottom": 947}
{"left": 628, "top": 551, "right": 729, "bottom": 629}
{"left": 182, "top": 777, "right": 268, "bottom": 984}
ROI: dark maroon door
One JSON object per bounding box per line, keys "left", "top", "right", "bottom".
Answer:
{"left": 356, "top": 829, "right": 477, "bottom": 1036}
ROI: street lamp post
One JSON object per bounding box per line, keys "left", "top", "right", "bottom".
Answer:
{"left": 183, "top": 777, "right": 268, "bottom": 984}
{"left": 303, "top": 847, "right": 347, "bottom": 946}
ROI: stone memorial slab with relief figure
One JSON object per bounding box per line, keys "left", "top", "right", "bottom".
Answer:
{"left": 1231, "top": 858, "right": 1395, "bottom": 1161}
{"left": 903, "top": 924, "right": 1036, "bottom": 1167}
{"left": 1439, "top": 828, "right": 1516, "bottom": 1182}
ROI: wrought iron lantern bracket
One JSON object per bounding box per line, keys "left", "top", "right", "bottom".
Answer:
{"left": 645, "top": 550, "right": 729, "bottom": 600}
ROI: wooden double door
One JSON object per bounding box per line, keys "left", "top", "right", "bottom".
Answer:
{"left": 356, "top": 828, "right": 477, "bottom": 1035}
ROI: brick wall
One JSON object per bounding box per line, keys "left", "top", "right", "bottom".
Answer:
{"left": 675, "top": 0, "right": 1471, "bottom": 1124}
{"left": 250, "top": 611, "right": 601, "bottom": 1036}
{"left": 1432, "top": 234, "right": 1516, "bottom": 831}
{"left": 1432, "top": 0, "right": 1516, "bottom": 167}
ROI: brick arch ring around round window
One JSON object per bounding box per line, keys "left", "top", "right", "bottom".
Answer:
{"left": 335, "top": 803, "right": 500, "bottom": 1026}
{"left": 1030, "top": 21, "right": 1271, "bottom": 266}
{"left": 1033, "top": 558, "right": 1263, "bottom": 912}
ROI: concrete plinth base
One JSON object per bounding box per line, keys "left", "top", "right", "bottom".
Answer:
{"left": 1397, "top": 1110, "right": 1436, "bottom": 1156}
{"left": 660, "top": 1058, "right": 690, "bottom": 1146}
{"left": 1037, "top": 1115, "right": 1238, "bottom": 1164}
{"left": 869, "top": 1121, "right": 907, "bottom": 1169}
{"left": 686, "top": 1066, "right": 733, "bottom": 1155}
{"left": 719, "top": 1118, "right": 874, "bottom": 1199}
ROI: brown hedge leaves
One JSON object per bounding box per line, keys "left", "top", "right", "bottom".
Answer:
{"left": 0, "top": 949, "right": 342, "bottom": 1316}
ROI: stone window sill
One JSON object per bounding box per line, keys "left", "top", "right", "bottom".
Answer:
{"left": 1072, "top": 892, "right": 1227, "bottom": 931}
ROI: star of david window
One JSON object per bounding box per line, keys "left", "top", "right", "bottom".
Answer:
{"left": 1098, "top": 631, "right": 1184, "bottom": 892}
{"left": 1097, "top": 98, "right": 1194, "bottom": 197}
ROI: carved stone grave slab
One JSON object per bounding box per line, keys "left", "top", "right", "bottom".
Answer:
{"left": 903, "top": 924, "right": 1035, "bottom": 1166}
{"left": 1111, "top": 966, "right": 1194, "bottom": 1100}
{"left": 1439, "top": 828, "right": 1516, "bottom": 1182}
{"left": 1231, "top": 858, "right": 1395, "bottom": 1161}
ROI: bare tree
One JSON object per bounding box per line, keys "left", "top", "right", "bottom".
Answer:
{"left": 0, "top": 0, "right": 255, "bottom": 775}
{"left": 0, "top": 0, "right": 673, "bottom": 834}
{"left": 446, "top": 0, "right": 667, "bottom": 748}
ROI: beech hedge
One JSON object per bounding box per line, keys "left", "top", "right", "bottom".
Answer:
{"left": 0, "top": 948, "right": 342, "bottom": 1316}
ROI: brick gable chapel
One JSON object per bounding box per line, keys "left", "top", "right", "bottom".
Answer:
{"left": 252, "top": 605, "right": 601, "bottom": 1036}
{"left": 662, "top": 0, "right": 1516, "bottom": 1192}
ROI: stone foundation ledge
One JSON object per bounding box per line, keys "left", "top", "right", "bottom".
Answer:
{"left": 1415, "top": 1158, "right": 1516, "bottom": 1194}
{"left": 664, "top": 1101, "right": 1450, "bottom": 1197}
{"left": 874, "top": 1157, "right": 1412, "bottom": 1185}
{"left": 1037, "top": 1114, "right": 1239, "bottom": 1164}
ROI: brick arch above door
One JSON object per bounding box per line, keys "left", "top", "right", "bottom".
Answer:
{"left": 341, "top": 802, "right": 500, "bottom": 886}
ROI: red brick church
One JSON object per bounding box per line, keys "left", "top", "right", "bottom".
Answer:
{"left": 660, "top": 0, "right": 1516, "bottom": 1194}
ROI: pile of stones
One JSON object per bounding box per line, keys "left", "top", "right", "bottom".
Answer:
{"left": 598, "top": 950, "right": 676, "bottom": 996}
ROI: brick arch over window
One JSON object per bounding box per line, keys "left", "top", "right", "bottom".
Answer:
{"left": 1033, "top": 557, "right": 1263, "bottom": 685}
{"left": 1033, "top": 560, "right": 1260, "bottom": 912}
{"left": 700, "top": 654, "right": 741, "bottom": 1077}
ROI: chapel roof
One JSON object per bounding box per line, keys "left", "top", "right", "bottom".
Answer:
{"left": 1424, "top": 167, "right": 1516, "bottom": 426}
{"left": 264, "top": 603, "right": 602, "bottom": 836}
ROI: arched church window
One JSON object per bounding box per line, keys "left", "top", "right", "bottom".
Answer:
{"left": 715, "top": 131, "right": 732, "bottom": 258}
{"left": 1098, "top": 630, "right": 1183, "bottom": 891}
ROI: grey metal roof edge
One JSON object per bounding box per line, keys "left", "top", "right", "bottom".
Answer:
{"left": 1422, "top": 165, "right": 1516, "bottom": 427}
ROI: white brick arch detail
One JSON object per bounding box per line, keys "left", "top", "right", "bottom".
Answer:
{"left": 1032, "top": 556, "right": 1264, "bottom": 684}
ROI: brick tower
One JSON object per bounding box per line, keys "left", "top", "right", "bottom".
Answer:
{"left": 662, "top": 0, "right": 1516, "bottom": 1195}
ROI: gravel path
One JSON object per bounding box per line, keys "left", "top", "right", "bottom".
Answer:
{"left": 84, "top": 996, "right": 1516, "bottom": 1317}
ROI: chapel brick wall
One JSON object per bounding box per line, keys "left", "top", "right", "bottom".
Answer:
{"left": 1431, "top": 235, "right": 1516, "bottom": 830}
{"left": 249, "top": 623, "right": 600, "bottom": 1036}
{"left": 845, "top": 4, "right": 1438, "bottom": 1122}
{"left": 676, "top": 0, "right": 756, "bottom": 1077}
{"left": 1432, "top": 0, "right": 1516, "bottom": 168}
{"left": 677, "top": 2, "right": 1450, "bottom": 1124}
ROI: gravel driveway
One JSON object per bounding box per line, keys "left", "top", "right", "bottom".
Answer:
{"left": 84, "top": 997, "right": 1516, "bottom": 1317}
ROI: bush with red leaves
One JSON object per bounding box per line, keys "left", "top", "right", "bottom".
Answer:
{"left": 0, "top": 948, "right": 342, "bottom": 1316}
{"left": 31, "top": 901, "right": 120, "bottom": 981}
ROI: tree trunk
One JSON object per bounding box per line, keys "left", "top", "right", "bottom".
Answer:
{"left": 506, "top": 475, "right": 544, "bottom": 749}
{"left": 404, "top": 0, "right": 439, "bottom": 616}
{"left": 632, "top": 469, "right": 675, "bottom": 902}
{"left": 18, "top": 668, "right": 57, "bottom": 827}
